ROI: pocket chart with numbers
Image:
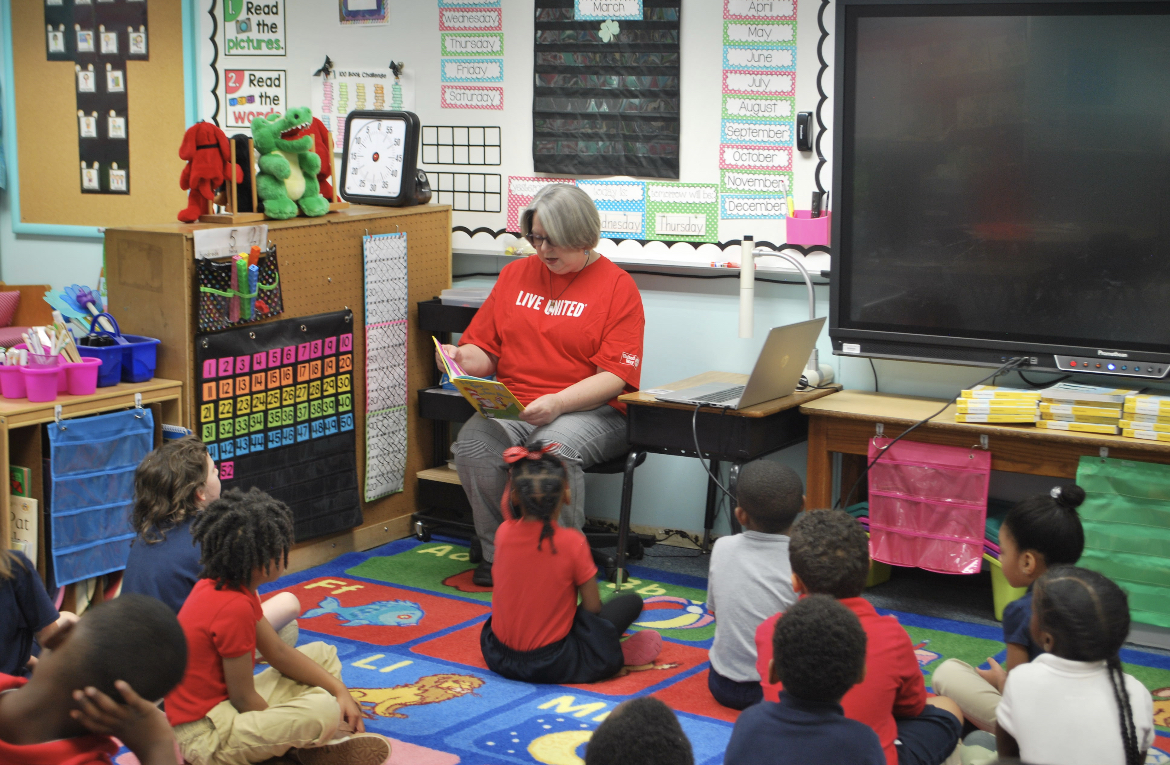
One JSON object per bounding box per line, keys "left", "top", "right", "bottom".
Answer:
{"left": 196, "top": 311, "right": 362, "bottom": 541}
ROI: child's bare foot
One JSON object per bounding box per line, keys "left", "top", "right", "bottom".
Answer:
{"left": 621, "top": 629, "right": 662, "bottom": 666}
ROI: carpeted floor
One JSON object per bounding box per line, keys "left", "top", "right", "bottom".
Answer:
{"left": 103, "top": 537, "right": 1169, "bottom": 765}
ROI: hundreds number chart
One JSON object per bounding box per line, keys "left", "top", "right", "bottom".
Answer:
{"left": 196, "top": 311, "right": 362, "bottom": 541}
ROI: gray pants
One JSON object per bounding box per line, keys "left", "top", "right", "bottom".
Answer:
{"left": 451, "top": 405, "right": 628, "bottom": 561}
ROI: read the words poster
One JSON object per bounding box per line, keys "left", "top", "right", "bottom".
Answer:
{"left": 224, "top": 69, "right": 287, "bottom": 130}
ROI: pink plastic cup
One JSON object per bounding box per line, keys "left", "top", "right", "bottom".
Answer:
{"left": 21, "top": 366, "right": 60, "bottom": 403}
{"left": 66, "top": 357, "right": 102, "bottom": 396}
{"left": 0, "top": 365, "right": 26, "bottom": 399}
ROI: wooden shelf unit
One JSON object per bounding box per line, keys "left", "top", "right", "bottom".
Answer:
{"left": 0, "top": 378, "right": 184, "bottom": 582}
{"left": 103, "top": 206, "right": 453, "bottom": 571}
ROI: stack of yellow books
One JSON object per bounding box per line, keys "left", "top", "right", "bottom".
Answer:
{"left": 955, "top": 385, "right": 1040, "bottom": 423}
{"left": 1121, "top": 394, "right": 1170, "bottom": 442}
{"left": 1035, "top": 383, "right": 1138, "bottom": 435}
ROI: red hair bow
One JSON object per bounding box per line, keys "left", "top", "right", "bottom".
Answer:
{"left": 502, "top": 442, "right": 561, "bottom": 464}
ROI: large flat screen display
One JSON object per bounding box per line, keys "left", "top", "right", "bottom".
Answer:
{"left": 831, "top": 1, "right": 1170, "bottom": 374}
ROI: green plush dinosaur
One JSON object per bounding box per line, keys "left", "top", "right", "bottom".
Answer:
{"left": 251, "top": 107, "right": 331, "bottom": 220}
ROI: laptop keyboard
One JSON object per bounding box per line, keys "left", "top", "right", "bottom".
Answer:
{"left": 695, "top": 385, "right": 745, "bottom": 404}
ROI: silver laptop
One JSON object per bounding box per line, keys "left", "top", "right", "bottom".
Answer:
{"left": 656, "top": 318, "right": 826, "bottom": 409}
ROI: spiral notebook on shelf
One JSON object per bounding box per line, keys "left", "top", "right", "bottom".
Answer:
{"left": 433, "top": 338, "right": 526, "bottom": 421}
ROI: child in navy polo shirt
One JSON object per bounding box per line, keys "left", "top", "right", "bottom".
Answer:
{"left": 0, "top": 548, "right": 76, "bottom": 676}
{"left": 726, "top": 594, "right": 884, "bottom": 765}
{"left": 121, "top": 435, "right": 301, "bottom": 637}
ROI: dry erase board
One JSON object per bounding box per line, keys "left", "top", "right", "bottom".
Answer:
{"left": 10, "top": 0, "right": 188, "bottom": 228}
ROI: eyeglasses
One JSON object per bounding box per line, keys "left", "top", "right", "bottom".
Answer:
{"left": 526, "top": 234, "right": 554, "bottom": 249}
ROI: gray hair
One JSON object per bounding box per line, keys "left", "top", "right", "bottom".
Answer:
{"left": 520, "top": 184, "right": 601, "bottom": 251}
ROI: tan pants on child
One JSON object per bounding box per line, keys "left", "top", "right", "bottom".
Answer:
{"left": 174, "top": 641, "right": 344, "bottom": 765}
{"left": 931, "top": 658, "right": 1002, "bottom": 732}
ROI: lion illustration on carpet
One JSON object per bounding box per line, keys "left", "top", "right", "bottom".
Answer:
{"left": 350, "top": 673, "right": 485, "bottom": 719}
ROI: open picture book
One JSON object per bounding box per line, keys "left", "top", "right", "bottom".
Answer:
{"left": 433, "top": 337, "right": 526, "bottom": 420}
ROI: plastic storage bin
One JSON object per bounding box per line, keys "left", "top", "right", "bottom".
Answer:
{"left": 77, "top": 343, "right": 124, "bottom": 387}
{"left": 21, "top": 365, "right": 60, "bottom": 402}
{"left": 120, "top": 335, "right": 160, "bottom": 382}
{"left": 440, "top": 287, "right": 491, "bottom": 307}
{"left": 66, "top": 357, "right": 102, "bottom": 396}
{"left": 0, "top": 365, "right": 26, "bottom": 399}
{"left": 987, "top": 554, "right": 1027, "bottom": 621}
{"left": 785, "top": 211, "right": 831, "bottom": 247}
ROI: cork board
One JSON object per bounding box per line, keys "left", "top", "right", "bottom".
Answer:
{"left": 10, "top": 0, "right": 187, "bottom": 227}
{"left": 104, "top": 205, "right": 454, "bottom": 544}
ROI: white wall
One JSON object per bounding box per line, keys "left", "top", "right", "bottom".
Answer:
{"left": 0, "top": 0, "right": 1057, "bottom": 537}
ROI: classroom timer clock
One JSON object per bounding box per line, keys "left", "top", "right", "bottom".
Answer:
{"left": 339, "top": 110, "right": 422, "bottom": 206}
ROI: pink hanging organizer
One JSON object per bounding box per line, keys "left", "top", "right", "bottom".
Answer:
{"left": 866, "top": 437, "right": 991, "bottom": 574}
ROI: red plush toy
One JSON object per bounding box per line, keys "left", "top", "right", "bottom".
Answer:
{"left": 285, "top": 117, "right": 335, "bottom": 201}
{"left": 177, "top": 122, "right": 242, "bottom": 223}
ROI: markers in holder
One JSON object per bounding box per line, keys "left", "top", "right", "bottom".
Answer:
{"left": 237, "top": 255, "right": 252, "bottom": 321}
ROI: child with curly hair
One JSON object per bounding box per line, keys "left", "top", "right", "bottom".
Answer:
{"left": 122, "top": 435, "right": 300, "bottom": 637}
{"left": 165, "top": 488, "right": 389, "bottom": 765}
{"left": 480, "top": 443, "right": 661, "bottom": 684}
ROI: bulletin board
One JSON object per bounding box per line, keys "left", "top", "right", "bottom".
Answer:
{"left": 6, "top": 0, "right": 189, "bottom": 231}
{"left": 196, "top": 0, "right": 819, "bottom": 252}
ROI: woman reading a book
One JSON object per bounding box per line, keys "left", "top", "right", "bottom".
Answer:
{"left": 436, "top": 184, "right": 645, "bottom": 588}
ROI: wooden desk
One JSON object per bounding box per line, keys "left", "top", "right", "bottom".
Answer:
{"left": 800, "top": 390, "right": 1170, "bottom": 509}
{"left": 619, "top": 374, "right": 839, "bottom": 546}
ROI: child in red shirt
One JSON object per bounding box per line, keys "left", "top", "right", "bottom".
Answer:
{"left": 166, "top": 488, "right": 389, "bottom": 765}
{"left": 480, "top": 444, "right": 661, "bottom": 683}
{"left": 753, "top": 510, "right": 964, "bottom": 765}
{"left": 0, "top": 593, "right": 187, "bottom": 765}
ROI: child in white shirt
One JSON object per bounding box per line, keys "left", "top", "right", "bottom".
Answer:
{"left": 996, "top": 566, "right": 1153, "bottom": 765}
{"left": 707, "top": 460, "right": 803, "bottom": 709}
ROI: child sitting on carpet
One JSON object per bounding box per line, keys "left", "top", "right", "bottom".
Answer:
{"left": 996, "top": 566, "right": 1152, "bottom": 765}
{"left": 480, "top": 443, "right": 661, "bottom": 684}
{"left": 121, "top": 436, "right": 301, "bottom": 642}
{"left": 0, "top": 548, "right": 77, "bottom": 676}
{"left": 0, "top": 593, "right": 187, "bottom": 765}
{"left": 166, "top": 487, "right": 390, "bottom": 765}
{"left": 585, "top": 697, "right": 694, "bottom": 765}
{"left": 754, "top": 510, "right": 964, "bottom": 765}
{"left": 706, "top": 459, "right": 802, "bottom": 709}
{"left": 932, "top": 484, "right": 1085, "bottom": 732}
{"left": 727, "top": 594, "right": 884, "bottom": 765}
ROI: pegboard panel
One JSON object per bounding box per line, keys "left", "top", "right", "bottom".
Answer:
{"left": 104, "top": 205, "right": 453, "bottom": 538}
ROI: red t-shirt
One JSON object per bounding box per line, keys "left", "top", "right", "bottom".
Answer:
{"left": 0, "top": 674, "right": 118, "bottom": 765}
{"left": 754, "top": 597, "right": 926, "bottom": 765}
{"left": 165, "top": 578, "right": 263, "bottom": 725}
{"left": 458, "top": 254, "right": 645, "bottom": 413}
{"left": 490, "top": 519, "right": 597, "bottom": 652}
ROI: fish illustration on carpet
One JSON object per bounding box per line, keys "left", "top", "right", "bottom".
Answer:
{"left": 304, "top": 596, "right": 424, "bottom": 627}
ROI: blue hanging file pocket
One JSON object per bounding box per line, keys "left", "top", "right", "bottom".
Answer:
{"left": 48, "top": 407, "right": 154, "bottom": 586}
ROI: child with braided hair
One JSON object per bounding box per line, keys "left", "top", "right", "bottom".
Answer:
{"left": 996, "top": 566, "right": 1153, "bottom": 765}
{"left": 480, "top": 442, "right": 662, "bottom": 684}
{"left": 166, "top": 488, "right": 390, "bottom": 765}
